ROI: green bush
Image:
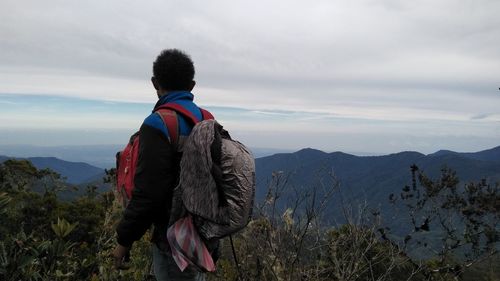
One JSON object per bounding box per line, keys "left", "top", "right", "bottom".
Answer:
{"left": 0, "top": 159, "right": 497, "bottom": 280}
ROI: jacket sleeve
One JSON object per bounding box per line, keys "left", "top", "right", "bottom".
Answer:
{"left": 116, "top": 121, "right": 177, "bottom": 247}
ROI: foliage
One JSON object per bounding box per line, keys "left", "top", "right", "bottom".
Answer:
{"left": 0, "top": 160, "right": 154, "bottom": 280}
{"left": 209, "top": 172, "right": 418, "bottom": 281}
{"left": 0, "top": 192, "right": 10, "bottom": 214}
{"left": 0, "top": 158, "right": 498, "bottom": 281}
{"left": 388, "top": 164, "right": 500, "bottom": 280}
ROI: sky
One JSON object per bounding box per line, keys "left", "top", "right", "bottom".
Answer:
{"left": 1, "top": 0, "right": 499, "bottom": 154}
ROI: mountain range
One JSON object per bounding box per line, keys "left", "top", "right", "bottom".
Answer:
{"left": 1, "top": 146, "right": 499, "bottom": 215}
{"left": 254, "top": 146, "right": 500, "bottom": 225}
{"left": 0, "top": 155, "right": 105, "bottom": 185}
{"left": 0, "top": 144, "right": 293, "bottom": 168}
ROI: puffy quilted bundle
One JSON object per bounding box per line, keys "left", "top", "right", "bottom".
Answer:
{"left": 177, "top": 119, "right": 255, "bottom": 240}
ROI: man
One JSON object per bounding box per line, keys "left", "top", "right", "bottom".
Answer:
{"left": 113, "top": 49, "right": 211, "bottom": 280}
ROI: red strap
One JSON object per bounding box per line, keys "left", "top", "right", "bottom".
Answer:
{"left": 155, "top": 103, "right": 215, "bottom": 144}
{"left": 157, "top": 103, "right": 200, "bottom": 124}
{"left": 200, "top": 108, "right": 214, "bottom": 120}
{"left": 156, "top": 109, "right": 179, "bottom": 144}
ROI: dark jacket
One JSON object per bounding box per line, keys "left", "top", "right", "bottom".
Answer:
{"left": 116, "top": 91, "right": 204, "bottom": 248}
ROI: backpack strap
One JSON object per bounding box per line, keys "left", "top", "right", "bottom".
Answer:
{"left": 155, "top": 103, "right": 215, "bottom": 144}
{"left": 156, "top": 109, "right": 179, "bottom": 144}
{"left": 200, "top": 108, "right": 214, "bottom": 120}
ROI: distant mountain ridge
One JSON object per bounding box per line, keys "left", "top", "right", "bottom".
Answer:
{"left": 0, "top": 144, "right": 122, "bottom": 168}
{"left": 0, "top": 156, "right": 104, "bottom": 185}
{"left": 2, "top": 145, "right": 497, "bottom": 185}
{"left": 429, "top": 146, "right": 500, "bottom": 163}
{"left": 254, "top": 146, "right": 500, "bottom": 225}
{"left": 0, "top": 144, "right": 293, "bottom": 168}
{"left": 2, "top": 145, "right": 499, "bottom": 208}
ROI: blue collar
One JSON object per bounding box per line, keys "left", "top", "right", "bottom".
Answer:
{"left": 154, "top": 91, "right": 194, "bottom": 110}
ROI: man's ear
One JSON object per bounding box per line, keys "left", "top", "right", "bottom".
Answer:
{"left": 189, "top": 80, "right": 196, "bottom": 91}
{"left": 151, "top": 77, "right": 159, "bottom": 90}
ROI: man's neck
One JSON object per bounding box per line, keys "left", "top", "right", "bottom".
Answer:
{"left": 157, "top": 90, "right": 168, "bottom": 99}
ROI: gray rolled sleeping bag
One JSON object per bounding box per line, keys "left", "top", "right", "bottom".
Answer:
{"left": 174, "top": 119, "right": 255, "bottom": 240}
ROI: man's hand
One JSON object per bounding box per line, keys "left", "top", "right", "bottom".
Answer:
{"left": 112, "top": 244, "right": 131, "bottom": 270}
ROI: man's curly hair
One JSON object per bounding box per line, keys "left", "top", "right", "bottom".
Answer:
{"left": 153, "top": 49, "right": 195, "bottom": 91}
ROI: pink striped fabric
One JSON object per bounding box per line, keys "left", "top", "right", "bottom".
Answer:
{"left": 166, "top": 215, "right": 215, "bottom": 272}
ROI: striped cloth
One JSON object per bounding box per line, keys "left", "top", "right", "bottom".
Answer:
{"left": 166, "top": 215, "right": 215, "bottom": 272}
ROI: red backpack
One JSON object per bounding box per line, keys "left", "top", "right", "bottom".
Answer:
{"left": 115, "top": 103, "right": 214, "bottom": 206}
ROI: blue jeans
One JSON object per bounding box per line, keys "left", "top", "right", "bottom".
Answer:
{"left": 152, "top": 244, "right": 206, "bottom": 281}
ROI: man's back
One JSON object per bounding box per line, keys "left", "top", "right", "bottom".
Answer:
{"left": 113, "top": 49, "right": 210, "bottom": 281}
{"left": 116, "top": 90, "right": 205, "bottom": 247}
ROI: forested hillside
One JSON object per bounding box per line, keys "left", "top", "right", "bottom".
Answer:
{"left": 255, "top": 147, "right": 500, "bottom": 224}
{"left": 0, "top": 151, "right": 498, "bottom": 280}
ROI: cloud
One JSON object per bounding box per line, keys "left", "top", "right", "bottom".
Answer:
{"left": 1, "top": 0, "right": 499, "bottom": 152}
{"left": 251, "top": 110, "right": 293, "bottom": 116}
{"left": 470, "top": 113, "right": 492, "bottom": 120}
{"left": 0, "top": 100, "right": 18, "bottom": 105}
{"left": 2, "top": 0, "right": 499, "bottom": 85}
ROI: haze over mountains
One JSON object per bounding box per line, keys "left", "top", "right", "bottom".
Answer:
{"left": 0, "top": 144, "right": 122, "bottom": 169}
{"left": 1, "top": 145, "right": 498, "bottom": 204}
{"left": 0, "top": 144, "right": 293, "bottom": 168}
{"left": 1, "top": 144, "right": 499, "bottom": 236}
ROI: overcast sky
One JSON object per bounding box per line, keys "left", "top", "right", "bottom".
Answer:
{"left": 1, "top": 0, "right": 499, "bottom": 154}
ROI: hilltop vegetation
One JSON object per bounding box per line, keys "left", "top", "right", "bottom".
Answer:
{"left": 0, "top": 158, "right": 498, "bottom": 280}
